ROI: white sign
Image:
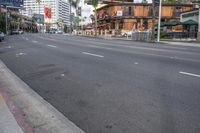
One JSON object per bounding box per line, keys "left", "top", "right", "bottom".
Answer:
{"left": 116, "top": 11, "right": 122, "bottom": 16}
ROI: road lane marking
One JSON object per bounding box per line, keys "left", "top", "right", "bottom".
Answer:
{"left": 61, "top": 74, "right": 65, "bottom": 77}
{"left": 134, "top": 62, "right": 138, "bottom": 65}
{"left": 5, "top": 46, "right": 12, "bottom": 49}
{"left": 16, "top": 52, "right": 26, "bottom": 57}
{"left": 179, "top": 71, "right": 200, "bottom": 78}
{"left": 82, "top": 52, "right": 104, "bottom": 58}
{"left": 47, "top": 45, "right": 57, "bottom": 48}
{"left": 32, "top": 41, "right": 38, "bottom": 43}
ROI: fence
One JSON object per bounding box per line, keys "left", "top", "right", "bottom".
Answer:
{"left": 130, "top": 31, "right": 152, "bottom": 42}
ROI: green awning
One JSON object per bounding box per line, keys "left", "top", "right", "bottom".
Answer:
{"left": 181, "top": 20, "right": 198, "bottom": 25}
{"left": 161, "top": 21, "right": 182, "bottom": 27}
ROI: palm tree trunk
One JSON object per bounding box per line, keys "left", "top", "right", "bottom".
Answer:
{"left": 94, "top": 7, "right": 97, "bottom": 36}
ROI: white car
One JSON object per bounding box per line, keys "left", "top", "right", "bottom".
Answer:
{"left": 56, "top": 30, "right": 63, "bottom": 34}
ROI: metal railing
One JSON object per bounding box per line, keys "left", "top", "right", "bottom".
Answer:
{"left": 131, "top": 31, "right": 152, "bottom": 42}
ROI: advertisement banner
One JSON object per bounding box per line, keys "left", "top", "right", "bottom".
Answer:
{"left": 44, "top": 5, "right": 52, "bottom": 19}
{"left": 0, "top": 0, "right": 23, "bottom": 7}
{"left": 33, "top": 14, "right": 44, "bottom": 24}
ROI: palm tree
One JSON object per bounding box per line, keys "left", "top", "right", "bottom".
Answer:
{"left": 91, "top": 0, "right": 98, "bottom": 36}
{"left": 68, "top": 0, "right": 80, "bottom": 33}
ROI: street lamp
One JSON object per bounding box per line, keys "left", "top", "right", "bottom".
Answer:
{"left": 157, "top": 0, "right": 162, "bottom": 42}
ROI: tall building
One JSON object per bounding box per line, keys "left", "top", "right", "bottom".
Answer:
{"left": 22, "top": 0, "right": 70, "bottom": 26}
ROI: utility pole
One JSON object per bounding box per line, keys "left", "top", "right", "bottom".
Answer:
{"left": 151, "top": 0, "right": 156, "bottom": 42}
{"left": 157, "top": 0, "right": 162, "bottom": 42}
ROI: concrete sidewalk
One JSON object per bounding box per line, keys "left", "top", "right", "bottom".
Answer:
{"left": 0, "top": 92, "right": 24, "bottom": 133}
{"left": 74, "top": 34, "right": 200, "bottom": 47}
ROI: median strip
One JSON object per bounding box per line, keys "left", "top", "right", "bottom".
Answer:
{"left": 179, "top": 71, "right": 200, "bottom": 78}
{"left": 82, "top": 52, "right": 104, "bottom": 58}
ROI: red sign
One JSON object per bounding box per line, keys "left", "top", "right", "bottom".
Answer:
{"left": 44, "top": 6, "right": 51, "bottom": 19}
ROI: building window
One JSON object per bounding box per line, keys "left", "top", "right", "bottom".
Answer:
{"left": 124, "top": 6, "right": 132, "bottom": 16}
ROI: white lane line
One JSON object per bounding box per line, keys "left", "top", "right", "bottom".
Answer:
{"left": 82, "top": 52, "right": 104, "bottom": 58}
{"left": 179, "top": 71, "right": 200, "bottom": 78}
{"left": 47, "top": 45, "right": 57, "bottom": 48}
{"left": 5, "top": 46, "right": 12, "bottom": 49}
{"left": 16, "top": 52, "right": 26, "bottom": 57}
{"left": 134, "top": 62, "right": 138, "bottom": 65}
{"left": 32, "top": 41, "right": 38, "bottom": 43}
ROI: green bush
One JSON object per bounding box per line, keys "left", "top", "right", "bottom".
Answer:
{"left": 160, "top": 31, "right": 168, "bottom": 38}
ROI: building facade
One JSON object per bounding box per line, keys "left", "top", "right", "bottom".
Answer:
{"left": 22, "top": 0, "right": 70, "bottom": 26}
{"left": 93, "top": 2, "right": 194, "bottom": 35}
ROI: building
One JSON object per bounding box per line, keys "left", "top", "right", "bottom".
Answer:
{"left": 22, "top": 0, "right": 70, "bottom": 27}
{"left": 92, "top": 2, "right": 195, "bottom": 35}
{"left": 180, "top": 8, "right": 200, "bottom": 40}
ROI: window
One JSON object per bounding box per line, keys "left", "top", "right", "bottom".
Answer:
{"left": 124, "top": 6, "right": 132, "bottom": 16}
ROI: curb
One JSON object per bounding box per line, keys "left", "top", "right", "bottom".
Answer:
{"left": 160, "top": 41, "right": 200, "bottom": 47}
{"left": 0, "top": 92, "right": 24, "bottom": 133}
{"left": 0, "top": 60, "right": 85, "bottom": 133}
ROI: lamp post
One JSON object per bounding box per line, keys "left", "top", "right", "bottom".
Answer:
{"left": 157, "top": 0, "right": 162, "bottom": 42}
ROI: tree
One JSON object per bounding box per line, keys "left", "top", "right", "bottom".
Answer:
{"left": 0, "top": 13, "right": 6, "bottom": 33}
{"left": 64, "top": 24, "right": 67, "bottom": 33}
{"left": 68, "top": 0, "right": 80, "bottom": 33}
{"left": 91, "top": 0, "right": 98, "bottom": 36}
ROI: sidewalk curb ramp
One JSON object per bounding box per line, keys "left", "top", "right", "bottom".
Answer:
{"left": 0, "top": 60, "right": 85, "bottom": 133}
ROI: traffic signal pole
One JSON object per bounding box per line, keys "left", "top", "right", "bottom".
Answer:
{"left": 152, "top": 0, "right": 156, "bottom": 42}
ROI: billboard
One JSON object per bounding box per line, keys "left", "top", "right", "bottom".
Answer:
{"left": 33, "top": 14, "right": 44, "bottom": 24}
{"left": 44, "top": 5, "right": 52, "bottom": 19}
{"left": 0, "top": 0, "right": 23, "bottom": 7}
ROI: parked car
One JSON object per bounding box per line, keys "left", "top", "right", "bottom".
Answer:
{"left": 120, "top": 32, "right": 127, "bottom": 37}
{"left": 0, "top": 31, "right": 5, "bottom": 41}
{"left": 11, "top": 29, "right": 24, "bottom": 35}
{"left": 11, "top": 29, "right": 19, "bottom": 35}
{"left": 56, "top": 30, "right": 63, "bottom": 34}
{"left": 19, "top": 30, "right": 24, "bottom": 34}
{"left": 49, "top": 30, "right": 56, "bottom": 34}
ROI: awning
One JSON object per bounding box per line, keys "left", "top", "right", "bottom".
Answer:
{"left": 161, "top": 21, "right": 182, "bottom": 27}
{"left": 97, "top": 24, "right": 106, "bottom": 29}
{"left": 181, "top": 20, "right": 198, "bottom": 25}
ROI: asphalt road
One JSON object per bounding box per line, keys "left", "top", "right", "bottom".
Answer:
{"left": 0, "top": 33, "right": 200, "bottom": 133}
